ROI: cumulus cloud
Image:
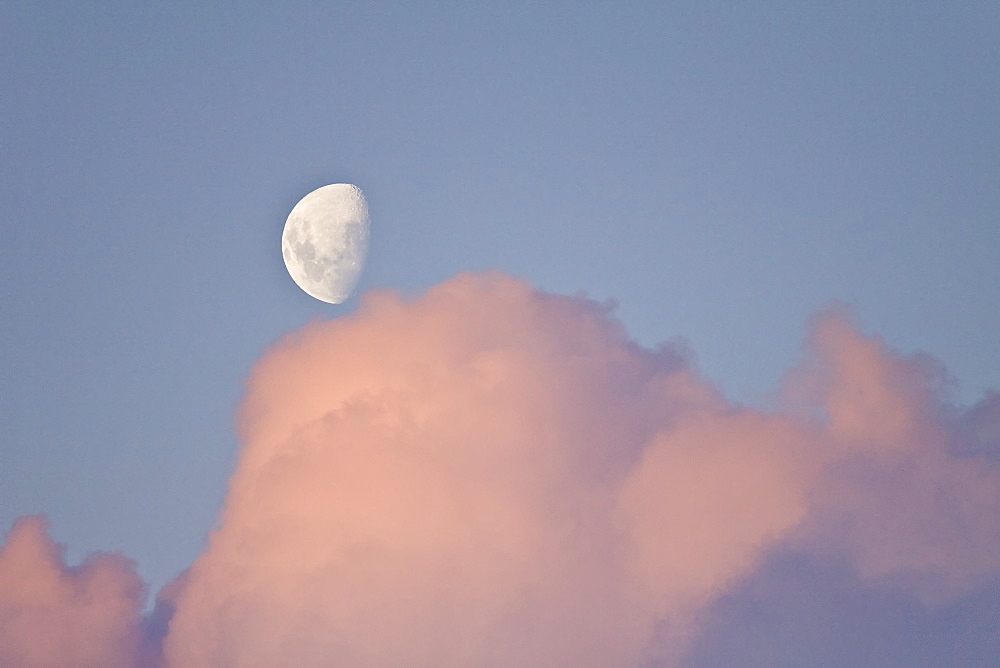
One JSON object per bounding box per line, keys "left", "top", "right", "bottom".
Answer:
{"left": 0, "top": 516, "right": 144, "bottom": 667}
{"left": 790, "top": 313, "right": 1000, "bottom": 600}
{"left": 2, "top": 272, "right": 998, "bottom": 666}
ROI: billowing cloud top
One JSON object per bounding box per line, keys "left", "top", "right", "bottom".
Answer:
{"left": 2, "top": 272, "right": 998, "bottom": 666}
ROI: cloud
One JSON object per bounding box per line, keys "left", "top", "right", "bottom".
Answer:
{"left": 686, "top": 552, "right": 1000, "bottom": 667}
{"left": 0, "top": 516, "right": 144, "bottom": 667}
{"left": 790, "top": 312, "right": 1000, "bottom": 600}
{"left": 2, "top": 272, "right": 998, "bottom": 666}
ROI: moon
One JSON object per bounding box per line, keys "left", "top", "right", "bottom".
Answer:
{"left": 281, "top": 184, "right": 370, "bottom": 304}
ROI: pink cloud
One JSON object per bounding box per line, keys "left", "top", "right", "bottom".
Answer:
{"left": 0, "top": 516, "right": 144, "bottom": 667}
{"left": 2, "top": 273, "right": 998, "bottom": 666}
{"left": 792, "top": 311, "right": 1000, "bottom": 600}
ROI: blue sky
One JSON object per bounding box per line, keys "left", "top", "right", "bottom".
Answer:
{"left": 2, "top": 3, "right": 998, "bottom": 664}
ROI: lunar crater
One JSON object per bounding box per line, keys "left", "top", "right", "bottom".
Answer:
{"left": 281, "top": 184, "right": 370, "bottom": 304}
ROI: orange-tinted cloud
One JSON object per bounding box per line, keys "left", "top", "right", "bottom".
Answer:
{"left": 159, "top": 273, "right": 1000, "bottom": 666}
{"left": 0, "top": 516, "right": 144, "bottom": 667}
{"left": 2, "top": 273, "right": 998, "bottom": 666}
{"left": 792, "top": 311, "right": 1000, "bottom": 601}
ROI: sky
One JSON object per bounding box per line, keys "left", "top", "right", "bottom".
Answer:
{"left": 1, "top": 2, "right": 999, "bottom": 666}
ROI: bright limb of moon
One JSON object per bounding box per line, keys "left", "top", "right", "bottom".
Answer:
{"left": 281, "top": 184, "right": 370, "bottom": 304}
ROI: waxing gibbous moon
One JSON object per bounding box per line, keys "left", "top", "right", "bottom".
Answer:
{"left": 281, "top": 184, "right": 370, "bottom": 304}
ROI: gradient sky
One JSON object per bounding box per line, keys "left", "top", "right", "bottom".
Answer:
{"left": 2, "top": 3, "right": 999, "bottom": 665}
